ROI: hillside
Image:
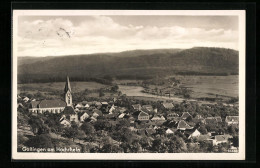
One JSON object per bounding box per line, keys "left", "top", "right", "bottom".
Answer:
{"left": 18, "top": 47, "right": 238, "bottom": 83}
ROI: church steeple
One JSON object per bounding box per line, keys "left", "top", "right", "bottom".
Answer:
{"left": 64, "top": 76, "right": 71, "bottom": 93}
{"left": 64, "top": 76, "right": 72, "bottom": 106}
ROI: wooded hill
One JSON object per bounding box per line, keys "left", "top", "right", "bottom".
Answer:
{"left": 18, "top": 47, "right": 238, "bottom": 83}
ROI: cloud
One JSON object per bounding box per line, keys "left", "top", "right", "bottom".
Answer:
{"left": 17, "top": 16, "right": 238, "bottom": 57}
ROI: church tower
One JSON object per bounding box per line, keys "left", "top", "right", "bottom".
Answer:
{"left": 64, "top": 76, "right": 72, "bottom": 106}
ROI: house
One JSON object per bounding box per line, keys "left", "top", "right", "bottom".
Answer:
{"left": 95, "top": 102, "right": 102, "bottom": 108}
{"left": 162, "top": 102, "right": 174, "bottom": 109}
{"left": 194, "top": 134, "right": 211, "bottom": 142}
{"left": 145, "top": 128, "right": 156, "bottom": 136}
{"left": 228, "top": 146, "right": 239, "bottom": 153}
{"left": 132, "top": 104, "right": 142, "bottom": 111}
{"left": 166, "top": 113, "right": 179, "bottom": 120}
{"left": 29, "top": 99, "right": 66, "bottom": 114}
{"left": 118, "top": 113, "right": 125, "bottom": 119}
{"left": 192, "top": 115, "right": 205, "bottom": 124}
{"left": 63, "top": 106, "right": 79, "bottom": 123}
{"left": 79, "top": 112, "right": 89, "bottom": 122}
{"left": 108, "top": 104, "right": 116, "bottom": 114}
{"left": 75, "top": 103, "right": 83, "bottom": 109}
{"left": 177, "top": 120, "right": 193, "bottom": 130}
{"left": 101, "top": 102, "right": 109, "bottom": 107}
{"left": 59, "top": 118, "right": 71, "bottom": 127}
{"left": 151, "top": 115, "right": 165, "bottom": 121}
{"left": 205, "top": 117, "right": 222, "bottom": 125}
{"left": 89, "top": 116, "right": 97, "bottom": 123}
{"left": 142, "top": 105, "right": 153, "bottom": 112}
{"left": 137, "top": 111, "right": 149, "bottom": 121}
{"left": 211, "top": 134, "right": 232, "bottom": 146}
{"left": 81, "top": 101, "right": 90, "bottom": 108}
{"left": 23, "top": 97, "right": 29, "bottom": 102}
{"left": 225, "top": 116, "right": 239, "bottom": 125}
{"left": 166, "top": 128, "right": 174, "bottom": 134}
{"left": 185, "top": 129, "right": 201, "bottom": 139}
{"left": 180, "top": 112, "right": 192, "bottom": 120}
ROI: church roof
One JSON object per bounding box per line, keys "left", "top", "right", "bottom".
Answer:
{"left": 64, "top": 76, "right": 71, "bottom": 93}
{"left": 38, "top": 99, "right": 66, "bottom": 108}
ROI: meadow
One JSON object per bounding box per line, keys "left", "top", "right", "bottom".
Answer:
{"left": 175, "top": 75, "right": 238, "bottom": 99}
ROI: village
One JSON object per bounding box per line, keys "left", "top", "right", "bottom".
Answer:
{"left": 17, "top": 76, "right": 239, "bottom": 153}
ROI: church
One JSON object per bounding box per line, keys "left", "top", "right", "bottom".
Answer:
{"left": 29, "top": 76, "right": 73, "bottom": 114}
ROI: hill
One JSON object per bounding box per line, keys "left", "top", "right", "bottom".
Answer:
{"left": 18, "top": 47, "right": 238, "bottom": 83}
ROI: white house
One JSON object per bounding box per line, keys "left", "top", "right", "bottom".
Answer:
{"left": 187, "top": 129, "right": 201, "bottom": 139}
{"left": 225, "top": 116, "right": 239, "bottom": 125}
{"left": 109, "top": 104, "right": 116, "bottom": 114}
{"left": 23, "top": 97, "right": 29, "bottom": 102}
{"left": 59, "top": 117, "right": 71, "bottom": 127}
{"left": 118, "top": 113, "right": 125, "bottom": 119}
{"left": 166, "top": 128, "right": 174, "bottom": 134}
{"left": 80, "top": 112, "right": 89, "bottom": 122}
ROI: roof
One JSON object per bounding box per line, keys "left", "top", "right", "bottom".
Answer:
{"left": 138, "top": 111, "right": 149, "bottom": 117}
{"left": 30, "top": 101, "right": 40, "bottom": 108}
{"left": 145, "top": 128, "right": 156, "bottom": 135}
{"left": 194, "top": 135, "right": 211, "bottom": 142}
{"left": 101, "top": 102, "right": 108, "bottom": 105}
{"left": 177, "top": 120, "right": 193, "bottom": 130}
{"left": 132, "top": 104, "right": 141, "bottom": 110}
{"left": 39, "top": 99, "right": 66, "bottom": 108}
{"left": 215, "top": 135, "right": 232, "bottom": 142}
{"left": 225, "top": 116, "right": 239, "bottom": 122}
{"left": 62, "top": 106, "right": 76, "bottom": 115}
{"left": 64, "top": 76, "right": 71, "bottom": 93}
{"left": 194, "top": 115, "right": 204, "bottom": 119}
{"left": 181, "top": 112, "right": 192, "bottom": 119}
{"left": 205, "top": 117, "right": 222, "bottom": 124}
{"left": 162, "top": 103, "right": 174, "bottom": 109}
{"left": 142, "top": 105, "right": 153, "bottom": 111}
{"left": 166, "top": 128, "right": 174, "bottom": 134}
{"left": 141, "top": 107, "right": 150, "bottom": 114}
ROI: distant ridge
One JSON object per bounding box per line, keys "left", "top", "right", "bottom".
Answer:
{"left": 18, "top": 47, "right": 238, "bottom": 83}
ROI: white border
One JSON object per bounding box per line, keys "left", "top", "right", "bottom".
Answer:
{"left": 12, "top": 10, "right": 246, "bottom": 160}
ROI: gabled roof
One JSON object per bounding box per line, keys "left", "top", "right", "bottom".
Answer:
{"left": 142, "top": 105, "right": 153, "bottom": 111}
{"left": 162, "top": 103, "right": 174, "bottom": 109}
{"left": 132, "top": 104, "right": 141, "bottom": 110}
{"left": 177, "top": 120, "right": 193, "bottom": 130}
{"left": 181, "top": 112, "right": 192, "bottom": 119}
{"left": 63, "top": 106, "right": 76, "bottom": 115}
{"left": 138, "top": 111, "right": 149, "bottom": 117}
{"left": 39, "top": 99, "right": 66, "bottom": 108}
{"left": 215, "top": 134, "right": 232, "bottom": 142}
{"left": 145, "top": 128, "right": 156, "bottom": 135}
{"left": 225, "top": 116, "right": 239, "bottom": 122}
{"left": 166, "top": 128, "right": 174, "bottom": 134}
{"left": 30, "top": 101, "right": 40, "bottom": 108}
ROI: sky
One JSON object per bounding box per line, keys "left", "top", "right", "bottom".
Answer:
{"left": 17, "top": 15, "right": 239, "bottom": 57}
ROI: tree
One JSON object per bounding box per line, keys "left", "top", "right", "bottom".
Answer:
{"left": 151, "top": 138, "right": 167, "bottom": 153}
{"left": 198, "top": 125, "right": 208, "bottom": 134}
{"left": 139, "top": 137, "right": 150, "bottom": 151}
{"left": 80, "top": 122, "right": 95, "bottom": 135}
{"left": 231, "top": 136, "right": 239, "bottom": 147}
{"left": 186, "top": 116, "right": 193, "bottom": 122}
{"left": 166, "top": 136, "right": 187, "bottom": 153}
{"left": 62, "top": 127, "right": 79, "bottom": 142}
{"left": 99, "top": 90, "right": 105, "bottom": 97}
{"left": 25, "top": 134, "right": 54, "bottom": 149}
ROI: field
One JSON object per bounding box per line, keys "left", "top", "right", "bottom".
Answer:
{"left": 175, "top": 75, "right": 238, "bottom": 99}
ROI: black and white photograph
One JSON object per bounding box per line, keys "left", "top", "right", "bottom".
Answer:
{"left": 12, "top": 10, "right": 245, "bottom": 160}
